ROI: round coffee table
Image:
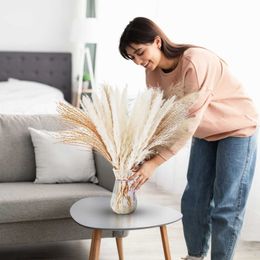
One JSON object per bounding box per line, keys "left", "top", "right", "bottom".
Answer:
{"left": 70, "top": 196, "right": 182, "bottom": 260}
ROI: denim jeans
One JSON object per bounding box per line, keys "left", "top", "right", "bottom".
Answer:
{"left": 181, "top": 132, "right": 257, "bottom": 260}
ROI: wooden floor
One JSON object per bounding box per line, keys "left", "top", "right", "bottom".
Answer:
{"left": 1, "top": 182, "right": 260, "bottom": 260}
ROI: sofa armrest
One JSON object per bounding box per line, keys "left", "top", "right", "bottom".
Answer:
{"left": 93, "top": 151, "right": 115, "bottom": 192}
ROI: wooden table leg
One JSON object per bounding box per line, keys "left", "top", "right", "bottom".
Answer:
{"left": 89, "top": 229, "right": 102, "bottom": 260}
{"left": 160, "top": 225, "right": 171, "bottom": 260}
{"left": 115, "top": 237, "right": 124, "bottom": 260}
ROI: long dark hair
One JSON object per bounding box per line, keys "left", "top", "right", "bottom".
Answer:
{"left": 119, "top": 17, "right": 196, "bottom": 60}
{"left": 119, "top": 17, "right": 197, "bottom": 59}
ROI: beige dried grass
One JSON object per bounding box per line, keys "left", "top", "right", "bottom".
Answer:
{"left": 57, "top": 84, "right": 197, "bottom": 179}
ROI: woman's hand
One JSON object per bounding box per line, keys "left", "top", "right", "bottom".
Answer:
{"left": 128, "top": 154, "right": 165, "bottom": 190}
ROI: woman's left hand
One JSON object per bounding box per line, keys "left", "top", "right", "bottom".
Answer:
{"left": 128, "top": 155, "right": 165, "bottom": 190}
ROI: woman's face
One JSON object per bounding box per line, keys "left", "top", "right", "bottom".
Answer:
{"left": 125, "top": 37, "right": 162, "bottom": 71}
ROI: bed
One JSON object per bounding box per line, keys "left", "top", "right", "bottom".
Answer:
{"left": 0, "top": 51, "right": 72, "bottom": 114}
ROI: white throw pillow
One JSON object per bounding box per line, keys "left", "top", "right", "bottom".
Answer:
{"left": 28, "top": 127, "right": 98, "bottom": 184}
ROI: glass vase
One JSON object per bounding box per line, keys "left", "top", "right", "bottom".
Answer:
{"left": 110, "top": 177, "right": 137, "bottom": 215}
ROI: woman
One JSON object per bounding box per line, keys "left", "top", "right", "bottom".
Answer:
{"left": 119, "top": 17, "right": 258, "bottom": 260}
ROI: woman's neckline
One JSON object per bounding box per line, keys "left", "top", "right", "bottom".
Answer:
{"left": 159, "top": 56, "right": 182, "bottom": 76}
{"left": 161, "top": 67, "right": 176, "bottom": 73}
{"left": 160, "top": 53, "right": 186, "bottom": 75}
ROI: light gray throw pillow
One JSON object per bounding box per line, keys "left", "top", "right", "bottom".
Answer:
{"left": 28, "top": 127, "right": 98, "bottom": 184}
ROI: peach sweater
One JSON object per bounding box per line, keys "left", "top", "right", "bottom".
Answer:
{"left": 146, "top": 47, "right": 258, "bottom": 161}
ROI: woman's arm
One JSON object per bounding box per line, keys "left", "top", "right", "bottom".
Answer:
{"left": 129, "top": 50, "right": 222, "bottom": 190}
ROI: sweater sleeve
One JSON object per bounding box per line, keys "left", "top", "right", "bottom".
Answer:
{"left": 156, "top": 52, "right": 221, "bottom": 161}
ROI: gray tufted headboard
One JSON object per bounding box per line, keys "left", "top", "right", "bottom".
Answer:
{"left": 0, "top": 51, "right": 72, "bottom": 103}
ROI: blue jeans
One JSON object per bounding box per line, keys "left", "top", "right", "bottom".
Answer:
{"left": 181, "top": 132, "right": 257, "bottom": 260}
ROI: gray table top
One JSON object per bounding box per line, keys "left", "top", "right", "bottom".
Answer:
{"left": 70, "top": 196, "right": 182, "bottom": 231}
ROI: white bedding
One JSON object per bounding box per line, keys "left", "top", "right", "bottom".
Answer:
{"left": 0, "top": 78, "right": 65, "bottom": 114}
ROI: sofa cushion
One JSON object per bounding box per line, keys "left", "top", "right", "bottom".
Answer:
{"left": 28, "top": 127, "right": 97, "bottom": 184}
{"left": 0, "top": 182, "right": 111, "bottom": 224}
{"left": 0, "top": 114, "right": 68, "bottom": 182}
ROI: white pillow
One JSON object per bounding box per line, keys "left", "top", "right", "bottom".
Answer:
{"left": 28, "top": 127, "right": 98, "bottom": 184}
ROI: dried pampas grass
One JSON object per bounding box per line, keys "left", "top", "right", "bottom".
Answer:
{"left": 57, "top": 84, "right": 197, "bottom": 179}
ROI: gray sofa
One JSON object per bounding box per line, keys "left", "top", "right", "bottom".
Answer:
{"left": 0, "top": 114, "right": 124, "bottom": 246}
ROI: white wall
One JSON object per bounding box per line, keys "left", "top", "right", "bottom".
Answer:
{"left": 0, "top": 0, "right": 75, "bottom": 52}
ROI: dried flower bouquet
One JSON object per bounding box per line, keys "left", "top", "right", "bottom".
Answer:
{"left": 57, "top": 84, "right": 197, "bottom": 214}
